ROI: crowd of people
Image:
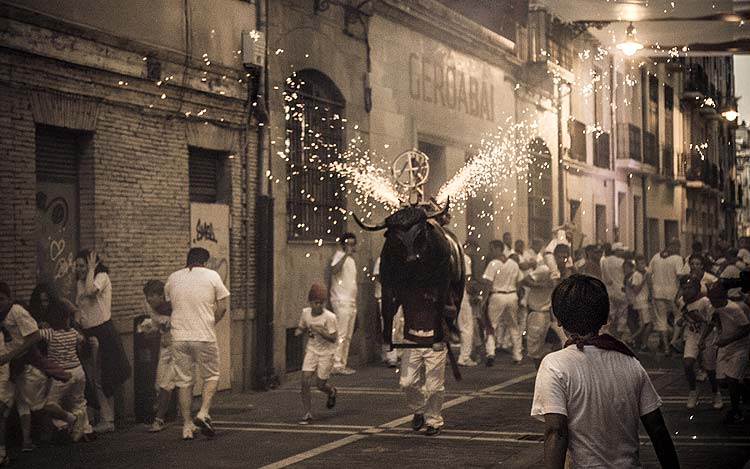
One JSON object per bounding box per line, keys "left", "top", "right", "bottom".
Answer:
{"left": 0, "top": 246, "right": 231, "bottom": 464}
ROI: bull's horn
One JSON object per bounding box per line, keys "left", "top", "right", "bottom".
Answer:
{"left": 426, "top": 197, "right": 450, "bottom": 219}
{"left": 353, "top": 214, "right": 387, "bottom": 231}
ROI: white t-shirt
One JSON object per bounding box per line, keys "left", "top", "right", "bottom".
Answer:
{"left": 649, "top": 253, "right": 683, "bottom": 300}
{"left": 483, "top": 258, "right": 522, "bottom": 293}
{"left": 330, "top": 250, "right": 357, "bottom": 304}
{"left": 2, "top": 304, "right": 39, "bottom": 356}
{"left": 165, "top": 267, "right": 230, "bottom": 342}
{"left": 627, "top": 271, "right": 650, "bottom": 311}
{"left": 738, "top": 248, "right": 750, "bottom": 266}
{"left": 601, "top": 255, "right": 625, "bottom": 301}
{"left": 526, "top": 264, "right": 553, "bottom": 312}
{"left": 298, "top": 307, "right": 338, "bottom": 356}
{"left": 715, "top": 301, "right": 750, "bottom": 355}
{"left": 531, "top": 346, "right": 662, "bottom": 469}
{"left": 76, "top": 272, "right": 112, "bottom": 329}
{"left": 684, "top": 297, "right": 712, "bottom": 333}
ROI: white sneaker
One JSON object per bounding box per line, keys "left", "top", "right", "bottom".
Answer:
{"left": 149, "top": 418, "right": 167, "bottom": 433}
{"left": 713, "top": 392, "right": 724, "bottom": 410}
{"left": 696, "top": 368, "right": 708, "bottom": 382}
{"left": 340, "top": 367, "right": 356, "bottom": 375}
{"left": 687, "top": 391, "right": 699, "bottom": 409}
{"left": 182, "top": 425, "right": 195, "bottom": 440}
{"left": 458, "top": 359, "right": 478, "bottom": 367}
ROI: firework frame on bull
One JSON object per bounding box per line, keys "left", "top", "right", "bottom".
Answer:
{"left": 391, "top": 149, "right": 430, "bottom": 205}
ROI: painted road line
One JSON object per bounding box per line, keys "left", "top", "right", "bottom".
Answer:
{"left": 259, "top": 371, "right": 538, "bottom": 468}
{"left": 214, "top": 426, "right": 356, "bottom": 436}
{"left": 213, "top": 421, "right": 371, "bottom": 430}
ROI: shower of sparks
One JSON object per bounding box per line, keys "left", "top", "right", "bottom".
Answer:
{"left": 329, "top": 142, "right": 404, "bottom": 212}
{"left": 435, "top": 120, "right": 535, "bottom": 206}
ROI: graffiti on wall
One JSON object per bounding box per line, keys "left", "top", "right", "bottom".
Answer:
{"left": 35, "top": 188, "right": 78, "bottom": 299}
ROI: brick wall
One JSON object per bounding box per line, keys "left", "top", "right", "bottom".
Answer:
{"left": 0, "top": 28, "right": 258, "bottom": 409}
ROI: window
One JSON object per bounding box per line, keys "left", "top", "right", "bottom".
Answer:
{"left": 189, "top": 147, "right": 229, "bottom": 204}
{"left": 568, "top": 119, "right": 586, "bottom": 162}
{"left": 643, "top": 73, "right": 659, "bottom": 167}
{"left": 594, "top": 132, "right": 610, "bottom": 169}
{"left": 569, "top": 199, "right": 581, "bottom": 227}
{"left": 595, "top": 204, "right": 607, "bottom": 243}
{"left": 285, "top": 70, "right": 345, "bottom": 241}
{"left": 527, "top": 139, "right": 553, "bottom": 242}
{"left": 663, "top": 84, "right": 674, "bottom": 177}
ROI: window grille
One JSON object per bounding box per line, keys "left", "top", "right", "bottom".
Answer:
{"left": 285, "top": 70, "right": 346, "bottom": 241}
{"left": 527, "top": 139, "right": 553, "bottom": 242}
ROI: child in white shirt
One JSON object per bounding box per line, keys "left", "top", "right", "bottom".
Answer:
{"left": 296, "top": 284, "right": 338, "bottom": 424}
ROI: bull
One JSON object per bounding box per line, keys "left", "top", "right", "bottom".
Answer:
{"left": 354, "top": 200, "right": 465, "bottom": 377}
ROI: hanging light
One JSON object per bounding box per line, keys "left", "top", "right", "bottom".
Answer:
{"left": 617, "top": 22, "right": 644, "bottom": 56}
{"left": 722, "top": 109, "right": 739, "bottom": 122}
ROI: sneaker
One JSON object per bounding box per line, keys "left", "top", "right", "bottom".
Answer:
{"left": 71, "top": 410, "right": 86, "bottom": 442}
{"left": 193, "top": 415, "right": 216, "bottom": 438}
{"left": 182, "top": 425, "right": 195, "bottom": 440}
{"left": 93, "top": 422, "right": 115, "bottom": 434}
{"left": 687, "top": 390, "right": 698, "bottom": 409}
{"left": 486, "top": 355, "right": 495, "bottom": 367}
{"left": 148, "top": 418, "right": 167, "bottom": 433}
{"left": 340, "top": 367, "right": 356, "bottom": 375}
{"left": 696, "top": 368, "right": 707, "bottom": 382}
{"left": 411, "top": 413, "right": 425, "bottom": 432}
{"left": 299, "top": 413, "right": 313, "bottom": 425}
{"left": 458, "top": 359, "right": 478, "bottom": 367}
{"left": 713, "top": 392, "right": 724, "bottom": 410}
{"left": 723, "top": 411, "right": 745, "bottom": 425}
{"left": 331, "top": 367, "right": 344, "bottom": 375}
{"left": 326, "top": 387, "right": 337, "bottom": 409}
{"left": 425, "top": 426, "right": 442, "bottom": 436}
{"left": 512, "top": 358, "right": 523, "bottom": 366}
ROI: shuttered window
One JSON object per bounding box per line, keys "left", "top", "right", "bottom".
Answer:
{"left": 189, "top": 147, "right": 225, "bottom": 203}
{"left": 36, "top": 125, "right": 82, "bottom": 183}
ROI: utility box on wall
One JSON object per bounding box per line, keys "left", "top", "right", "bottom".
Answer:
{"left": 242, "top": 30, "right": 266, "bottom": 68}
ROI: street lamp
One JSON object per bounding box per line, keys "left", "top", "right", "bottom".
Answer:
{"left": 617, "top": 22, "right": 643, "bottom": 56}
{"left": 722, "top": 109, "right": 739, "bottom": 122}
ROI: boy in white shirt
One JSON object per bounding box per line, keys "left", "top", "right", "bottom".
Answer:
{"left": 705, "top": 283, "right": 750, "bottom": 424}
{"left": 531, "top": 274, "right": 679, "bottom": 469}
{"left": 141, "top": 280, "right": 175, "bottom": 432}
{"left": 624, "top": 259, "right": 650, "bottom": 349}
{"left": 296, "top": 284, "right": 338, "bottom": 425}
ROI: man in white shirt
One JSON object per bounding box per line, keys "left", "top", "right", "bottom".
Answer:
{"left": 482, "top": 240, "right": 523, "bottom": 365}
{"left": 601, "top": 242, "right": 626, "bottom": 337}
{"left": 165, "top": 247, "right": 230, "bottom": 441}
{"left": 330, "top": 233, "right": 358, "bottom": 375}
{"left": 531, "top": 275, "right": 679, "bottom": 469}
{"left": 738, "top": 236, "right": 750, "bottom": 266}
{"left": 649, "top": 238, "right": 684, "bottom": 354}
{"left": 458, "top": 253, "right": 477, "bottom": 366}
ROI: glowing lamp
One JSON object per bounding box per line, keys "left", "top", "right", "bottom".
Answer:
{"left": 617, "top": 23, "right": 643, "bottom": 56}
{"left": 722, "top": 109, "right": 739, "bottom": 122}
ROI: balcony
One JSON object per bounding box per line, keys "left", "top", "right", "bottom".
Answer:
{"left": 616, "top": 123, "right": 641, "bottom": 161}
{"left": 683, "top": 64, "right": 709, "bottom": 100}
{"left": 685, "top": 154, "right": 720, "bottom": 190}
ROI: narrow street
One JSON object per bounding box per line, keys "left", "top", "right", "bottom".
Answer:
{"left": 18, "top": 352, "right": 750, "bottom": 469}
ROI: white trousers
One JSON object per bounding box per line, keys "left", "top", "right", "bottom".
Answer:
{"left": 400, "top": 346, "right": 447, "bottom": 428}
{"left": 458, "top": 293, "right": 474, "bottom": 362}
{"left": 485, "top": 293, "right": 522, "bottom": 361}
{"left": 525, "top": 310, "right": 566, "bottom": 360}
{"left": 382, "top": 305, "right": 404, "bottom": 363}
{"left": 332, "top": 300, "right": 357, "bottom": 369}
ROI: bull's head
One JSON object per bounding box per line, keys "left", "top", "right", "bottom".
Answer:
{"left": 353, "top": 199, "right": 450, "bottom": 265}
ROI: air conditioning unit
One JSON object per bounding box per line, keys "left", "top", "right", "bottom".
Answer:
{"left": 242, "top": 30, "right": 265, "bottom": 68}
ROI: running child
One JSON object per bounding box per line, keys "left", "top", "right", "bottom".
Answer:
{"left": 296, "top": 284, "right": 338, "bottom": 424}
{"left": 141, "top": 280, "right": 175, "bottom": 432}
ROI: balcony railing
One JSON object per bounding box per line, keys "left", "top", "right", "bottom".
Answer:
{"left": 616, "top": 123, "right": 641, "bottom": 161}
{"left": 686, "top": 154, "right": 720, "bottom": 189}
{"left": 684, "top": 64, "right": 709, "bottom": 97}
{"left": 643, "top": 131, "right": 658, "bottom": 167}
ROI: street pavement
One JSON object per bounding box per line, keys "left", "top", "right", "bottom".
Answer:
{"left": 16, "top": 350, "right": 750, "bottom": 468}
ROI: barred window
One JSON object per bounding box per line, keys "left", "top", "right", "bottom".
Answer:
{"left": 285, "top": 70, "right": 346, "bottom": 241}
{"left": 528, "top": 138, "right": 553, "bottom": 242}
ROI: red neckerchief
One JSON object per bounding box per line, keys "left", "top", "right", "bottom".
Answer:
{"left": 564, "top": 333, "right": 638, "bottom": 359}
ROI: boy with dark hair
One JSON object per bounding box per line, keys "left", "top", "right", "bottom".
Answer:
{"left": 296, "top": 284, "right": 338, "bottom": 424}
{"left": 531, "top": 274, "right": 679, "bottom": 469}
{"left": 705, "top": 283, "right": 750, "bottom": 424}
{"left": 141, "top": 280, "right": 175, "bottom": 432}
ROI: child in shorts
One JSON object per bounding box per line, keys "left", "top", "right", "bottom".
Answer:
{"left": 141, "top": 280, "right": 175, "bottom": 432}
{"left": 679, "top": 276, "right": 721, "bottom": 410}
{"left": 40, "top": 296, "right": 91, "bottom": 443}
{"left": 296, "top": 284, "right": 338, "bottom": 424}
{"left": 706, "top": 283, "right": 750, "bottom": 424}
